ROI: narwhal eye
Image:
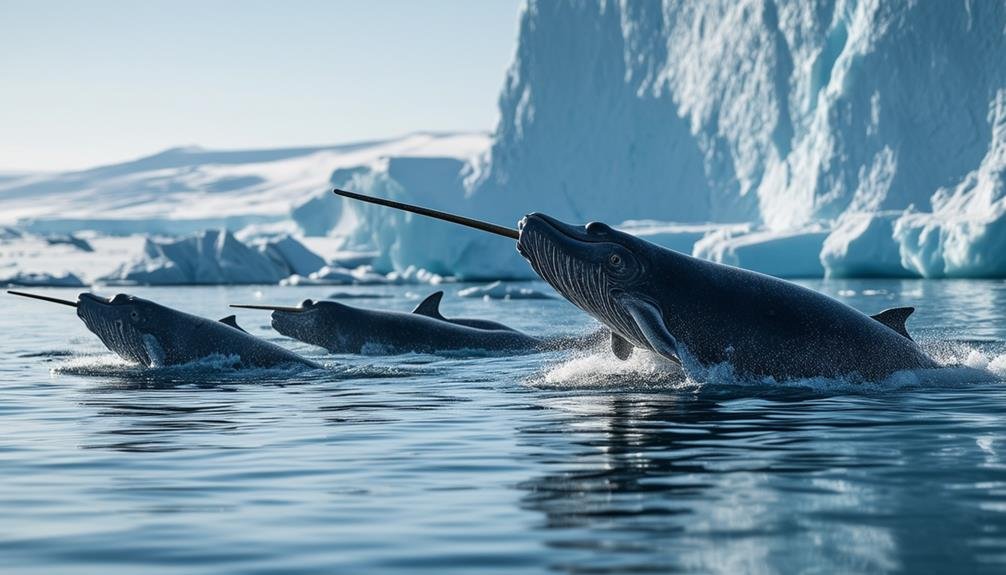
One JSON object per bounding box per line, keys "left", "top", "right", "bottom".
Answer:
{"left": 609, "top": 254, "right": 622, "bottom": 267}
{"left": 130, "top": 310, "right": 139, "bottom": 321}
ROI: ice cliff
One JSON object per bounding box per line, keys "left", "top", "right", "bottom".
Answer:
{"left": 340, "top": 0, "right": 1006, "bottom": 278}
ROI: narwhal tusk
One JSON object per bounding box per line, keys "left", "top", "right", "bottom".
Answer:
{"left": 7, "top": 290, "right": 79, "bottom": 308}
{"left": 333, "top": 188, "right": 520, "bottom": 240}
{"left": 230, "top": 304, "right": 306, "bottom": 313}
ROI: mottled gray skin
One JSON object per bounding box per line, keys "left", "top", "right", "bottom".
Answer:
{"left": 270, "top": 299, "right": 543, "bottom": 355}
{"left": 516, "top": 214, "right": 939, "bottom": 381}
{"left": 76, "top": 293, "right": 318, "bottom": 368}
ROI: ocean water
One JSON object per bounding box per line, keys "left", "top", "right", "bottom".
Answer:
{"left": 2, "top": 279, "right": 1006, "bottom": 574}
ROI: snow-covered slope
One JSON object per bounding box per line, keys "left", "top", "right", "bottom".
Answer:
{"left": 0, "top": 133, "right": 488, "bottom": 236}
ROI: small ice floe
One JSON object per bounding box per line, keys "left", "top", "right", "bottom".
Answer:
{"left": 326, "top": 292, "right": 393, "bottom": 299}
{"left": 2, "top": 271, "right": 86, "bottom": 287}
{"left": 385, "top": 266, "right": 445, "bottom": 285}
{"left": 281, "top": 265, "right": 387, "bottom": 286}
{"left": 282, "top": 265, "right": 446, "bottom": 287}
{"left": 457, "top": 281, "right": 554, "bottom": 300}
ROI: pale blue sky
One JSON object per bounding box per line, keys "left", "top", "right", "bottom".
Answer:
{"left": 0, "top": 0, "right": 521, "bottom": 171}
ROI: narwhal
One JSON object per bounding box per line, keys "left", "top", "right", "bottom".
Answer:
{"left": 8, "top": 290, "right": 319, "bottom": 369}
{"left": 229, "top": 291, "right": 544, "bottom": 355}
{"left": 331, "top": 188, "right": 938, "bottom": 381}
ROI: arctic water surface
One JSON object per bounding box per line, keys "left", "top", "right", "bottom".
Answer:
{"left": 3, "top": 280, "right": 1006, "bottom": 574}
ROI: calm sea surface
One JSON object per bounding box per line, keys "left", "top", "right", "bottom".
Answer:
{"left": 2, "top": 279, "right": 1006, "bottom": 574}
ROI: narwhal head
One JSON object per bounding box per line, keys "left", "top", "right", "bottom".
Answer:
{"left": 76, "top": 293, "right": 172, "bottom": 366}
{"left": 268, "top": 299, "right": 360, "bottom": 351}
{"left": 516, "top": 213, "right": 657, "bottom": 349}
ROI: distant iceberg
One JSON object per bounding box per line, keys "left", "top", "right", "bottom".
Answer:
{"left": 102, "top": 229, "right": 287, "bottom": 285}
{"left": 2, "top": 271, "right": 85, "bottom": 287}
{"left": 255, "top": 235, "right": 327, "bottom": 277}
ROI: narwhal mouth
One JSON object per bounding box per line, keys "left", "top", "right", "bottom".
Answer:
{"left": 75, "top": 294, "right": 152, "bottom": 366}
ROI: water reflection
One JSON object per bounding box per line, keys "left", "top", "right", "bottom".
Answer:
{"left": 517, "top": 392, "right": 907, "bottom": 572}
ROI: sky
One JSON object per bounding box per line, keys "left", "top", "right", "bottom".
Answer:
{"left": 0, "top": 0, "right": 521, "bottom": 172}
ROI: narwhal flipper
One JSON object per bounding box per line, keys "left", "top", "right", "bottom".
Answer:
{"left": 623, "top": 299, "right": 681, "bottom": 365}
{"left": 611, "top": 332, "right": 634, "bottom": 360}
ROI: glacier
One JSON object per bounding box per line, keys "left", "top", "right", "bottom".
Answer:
{"left": 2, "top": 1, "right": 1005, "bottom": 282}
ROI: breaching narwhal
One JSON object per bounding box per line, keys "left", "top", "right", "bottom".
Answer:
{"left": 8, "top": 290, "right": 318, "bottom": 369}
{"left": 332, "top": 188, "right": 938, "bottom": 381}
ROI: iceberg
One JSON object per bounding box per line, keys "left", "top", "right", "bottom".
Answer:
{"left": 102, "top": 229, "right": 286, "bottom": 285}
{"left": 255, "top": 235, "right": 327, "bottom": 277}
{"left": 2, "top": 271, "right": 86, "bottom": 287}
{"left": 616, "top": 221, "right": 749, "bottom": 256}
{"left": 336, "top": 0, "right": 1006, "bottom": 280}
{"left": 893, "top": 91, "right": 1006, "bottom": 278}
{"left": 694, "top": 227, "right": 829, "bottom": 278}
{"left": 821, "top": 211, "right": 916, "bottom": 278}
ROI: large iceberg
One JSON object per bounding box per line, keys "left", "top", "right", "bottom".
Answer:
{"left": 892, "top": 91, "right": 1006, "bottom": 278}
{"left": 337, "top": 0, "right": 1006, "bottom": 279}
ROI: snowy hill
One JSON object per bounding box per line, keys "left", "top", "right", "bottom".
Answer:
{"left": 0, "top": 133, "right": 489, "bottom": 284}
{"left": 0, "top": 132, "right": 488, "bottom": 236}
